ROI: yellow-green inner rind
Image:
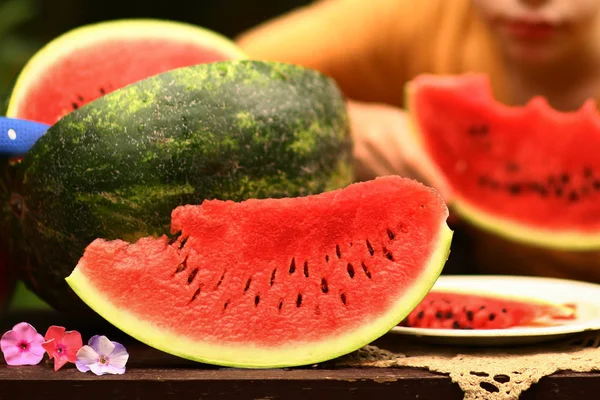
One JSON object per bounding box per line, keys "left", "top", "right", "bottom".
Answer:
{"left": 6, "top": 18, "right": 246, "bottom": 117}
{"left": 452, "top": 195, "right": 600, "bottom": 251}
{"left": 65, "top": 222, "right": 452, "bottom": 369}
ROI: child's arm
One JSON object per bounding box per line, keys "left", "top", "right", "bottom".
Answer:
{"left": 236, "top": 0, "right": 420, "bottom": 106}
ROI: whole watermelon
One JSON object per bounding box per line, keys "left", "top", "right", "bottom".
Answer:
{"left": 0, "top": 60, "right": 353, "bottom": 317}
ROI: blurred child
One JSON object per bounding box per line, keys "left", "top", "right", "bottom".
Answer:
{"left": 236, "top": 0, "right": 600, "bottom": 281}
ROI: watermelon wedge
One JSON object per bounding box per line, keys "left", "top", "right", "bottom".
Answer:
{"left": 65, "top": 176, "right": 453, "bottom": 368}
{"left": 6, "top": 19, "right": 245, "bottom": 125}
{"left": 405, "top": 73, "right": 600, "bottom": 250}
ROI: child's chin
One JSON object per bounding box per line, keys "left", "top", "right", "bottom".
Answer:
{"left": 500, "top": 36, "right": 570, "bottom": 66}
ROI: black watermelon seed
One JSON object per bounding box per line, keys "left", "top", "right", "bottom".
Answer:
{"left": 507, "top": 183, "right": 522, "bottom": 195}
{"left": 187, "top": 268, "right": 199, "bottom": 284}
{"left": 321, "top": 278, "right": 329, "bottom": 294}
{"left": 361, "top": 262, "right": 372, "bottom": 279}
{"left": 340, "top": 293, "right": 347, "bottom": 306}
{"left": 366, "top": 240, "right": 375, "bottom": 256}
{"left": 568, "top": 191, "right": 579, "bottom": 202}
{"left": 489, "top": 313, "right": 496, "bottom": 321}
{"left": 452, "top": 321, "right": 461, "bottom": 329}
{"left": 347, "top": 263, "right": 355, "bottom": 278}
{"left": 190, "top": 286, "right": 202, "bottom": 302}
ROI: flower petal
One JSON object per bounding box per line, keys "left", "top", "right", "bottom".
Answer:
{"left": 2, "top": 342, "right": 22, "bottom": 365}
{"left": 89, "top": 362, "right": 125, "bottom": 375}
{"left": 0, "top": 330, "right": 20, "bottom": 352}
{"left": 63, "top": 331, "right": 83, "bottom": 362}
{"left": 53, "top": 355, "right": 69, "bottom": 371}
{"left": 108, "top": 342, "right": 129, "bottom": 369}
{"left": 12, "top": 322, "right": 40, "bottom": 344}
{"left": 93, "top": 335, "right": 115, "bottom": 356}
{"left": 75, "top": 360, "right": 91, "bottom": 373}
{"left": 28, "top": 337, "right": 46, "bottom": 357}
{"left": 42, "top": 338, "right": 56, "bottom": 359}
{"left": 44, "top": 326, "right": 65, "bottom": 343}
{"left": 87, "top": 335, "right": 102, "bottom": 349}
{"left": 12, "top": 347, "right": 44, "bottom": 366}
{"left": 75, "top": 345, "right": 98, "bottom": 372}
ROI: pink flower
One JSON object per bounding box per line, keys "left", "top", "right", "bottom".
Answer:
{"left": 76, "top": 335, "right": 129, "bottom": 375}
{"left": 0, "top": 322, "right": 45, "bottom": 366}
{"left": 42, "top": 326, "right": 83, "bottom": 371}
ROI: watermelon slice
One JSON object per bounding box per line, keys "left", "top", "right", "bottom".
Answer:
{"left": 65, "top": 176, "right": 453, "bottom": 368}
{"left": 6, "top": 19, "right": 245, "bottom": 125}
{"left": 401, "top": 289, "right": 577, "bottom": 330}
{"left": 405, "top": 73, "right": 600, "bottom": 250}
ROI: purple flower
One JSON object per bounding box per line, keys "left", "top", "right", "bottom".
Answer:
{"left": 75, "top": 335, "right": 129, "bottom": 375}
{"left": 0, "top": 322, "right": 45, "bottom": 366}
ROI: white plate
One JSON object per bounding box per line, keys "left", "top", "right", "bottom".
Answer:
{"left": 389, "top": 275, "right": 600, "bottom": 346}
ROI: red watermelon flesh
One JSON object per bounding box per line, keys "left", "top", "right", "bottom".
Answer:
{"left": 406, "top": 73, "right": 600, "bottom": 250}
{"left": 401, "top": 290, "right": 577, "bottom": 330}
{"left": 7, "top": 19, "right": 246, "bottom": 125}
{"left": 65, "top": 176, "right": 453, "bottom": 368}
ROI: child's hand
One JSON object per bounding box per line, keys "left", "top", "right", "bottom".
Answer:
{"left": 347, "top": 100, "right": 460, "bottom": 225}
{"left": 347, "top": 100, "right": 417, "bottom": 182}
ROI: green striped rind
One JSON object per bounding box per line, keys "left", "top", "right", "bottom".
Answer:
{"left": 7, "top": 60, "right": 353, "bottom": 315}
{"left": 65, "top": 222, "right": 452, "bottom": 368}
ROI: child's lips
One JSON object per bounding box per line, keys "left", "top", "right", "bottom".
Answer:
{"left": 500, "top": 18, "right": 559, "bottom": 40}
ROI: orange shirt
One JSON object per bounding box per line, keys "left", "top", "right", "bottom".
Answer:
{"left": 237, "top": 0, "right": 510, "bottom": 107}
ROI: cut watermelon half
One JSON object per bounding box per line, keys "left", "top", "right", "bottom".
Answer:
{"left": 405, "top": 73, "right": 600, "bottom": 250}
{"left": 401, "top": 289, "right": 577, "bottom": 330}
{"left": 66, "top": 176, "right": 453, "bottom": 368}
{"left": 6, "top": 19, "right": 246, "bottom": 125}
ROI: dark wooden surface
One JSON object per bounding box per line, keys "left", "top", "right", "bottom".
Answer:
{"left": 1, "top": 310, "right": 599, "bottom": 399}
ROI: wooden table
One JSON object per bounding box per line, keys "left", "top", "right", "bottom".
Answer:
{"left": 1, "top": 310, "right": 599, "bottom": 399}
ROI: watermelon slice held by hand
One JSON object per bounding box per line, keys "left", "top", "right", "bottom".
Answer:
{"left": 6, "top": 18, "right": 246, "bottom": 126}
{"left": 65, "top": 176, "right": 453, "bottom": 368}
{"left": 405, "top": 73, "right": 600, "bottom": 251}
{"left": 400, "top": 289, "right": 577, "bottom": 330}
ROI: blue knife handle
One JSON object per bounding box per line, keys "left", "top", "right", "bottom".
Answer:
{"left": 0, "top": 117, "right": 50, "bottom": 156}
